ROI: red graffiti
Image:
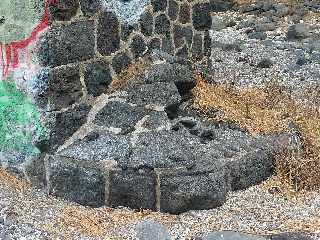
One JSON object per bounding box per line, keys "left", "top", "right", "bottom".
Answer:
{"left": 0, "top": 0, "right": 58, "bottom": 78}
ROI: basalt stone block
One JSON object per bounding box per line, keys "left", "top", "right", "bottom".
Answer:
{"left": 203, "top": 30, "right": 212, "bottom": 57}
{"left": 162, "top": 35, "right": 174, "bottom": 55}
{"left": 155, "top": 14, "right": 171, "bottom": 36}
{"left": 228, "top": 149, "right": 275, "bottom": 191}
{"left": 192, "top": 3, "right": 212, "bottom": 31}
{"left": 209, "top": 0, "right": 234, "bottom": 12}
{"left": 168, "top": 0, "right": 179, "bottom": 21}
{"left": 152, "top": 0, "right": 167, "bottom": 12}
{"left": 130, "top": 35, "right": 147, "bottom": 59}
{"left": 47, "top": 103, "right": 91, "bottom": 151}
{"left": 128, "top": 131, "right": 198, "bottom": 169}
{"left": 84, "top": 60, "right": 113, "bottom": 97}
{"left": 37, "top": 20, "right": 95, "bottom": 67}
{"left": 173, "top": 24, "right": 193, "bottom": 49}
{"left": 58, "top": 130, "right": 131, "bottom": 162}
{"left": 98, "top": 11, "right": 120, "bottom": 56}
{"left": 191, "top": 33, "right": 204, "bottom": 61}
{"left": 121, "top": 23, "right": 138, "bottom": 41}
{"left": 176, "top": 45, "right": 189, "bottom": 59}
{"left": 79, "top": 0, "right": 102, "bottom": 16}
{"left": 159, "top": 169, "right": 229, "bottom": 214}
{"left": 140, "top": 10, "right": 154, "bottom": 37}
{"left": 136, "top": 220, "right": 172, "bottom": 240}
{"left": 179, "top": 3, "right": 191, "bottom": 24}
{"left": 112, "top": 52, "right": 132, "bottom": 74}
{"left": 94, "top": 101, "right": 146, "bottom": 133}
{"left": 48, "top": 65, "right": 82, "bottom": 110}
{"left": 49, "top": 0, "right": 79, "bottom": 21}
{"left": 47, "top": 155, "right": 105, "bottom": 207}
{"left": 126, "top": 82, "right": 182, "bottom": 108}
{"left": 145, "top": 62, "right": 196, "bottom": 97}
{"left": 148, "top": 38, "right": 162, "bottom": 52}
{"left": 108, "top": 169, "right": 157, "bottom": 210}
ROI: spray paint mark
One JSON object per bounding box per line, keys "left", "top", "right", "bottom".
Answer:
{"left": 0, "top": 0, "right": 58, "bottom": 78}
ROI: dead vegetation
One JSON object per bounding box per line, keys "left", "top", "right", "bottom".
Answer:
{"left": 192, "top": 72, "right": 320, "bottom": 192}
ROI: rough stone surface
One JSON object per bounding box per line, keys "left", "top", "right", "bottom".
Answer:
{"left": 47, "top": 155, "right": 105, "bottom": 207}
{"left": 112, "top": 52, "right": 132, "bottom": 74}
{"left": 130, "top": 34, "right": 147, "bottom": 58}
{"left": 135, "top": 220, "right": 172, "bottom": 240}
{"left": 38, "top": 20, "right": 95, "bottom": 67}
{"left": 49, "top": 0, "right": 79, "bottom": 21}
{"left": 97, "top": 11, "right": 120, "bottom": 56}
{"left": 84, "top": 60, "right": 113, "bottom": 97}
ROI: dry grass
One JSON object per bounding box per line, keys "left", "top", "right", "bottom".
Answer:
{"left": 109, "top": 57, "right": 152, "bottom": 92}
{"left": 0, "top": 168, "right": 29, "bottom": 191}
{"left": 192, "top": 73, "right": 320, "bottom": 191}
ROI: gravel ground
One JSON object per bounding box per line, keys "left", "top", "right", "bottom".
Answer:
{"left": 0, "top": 169, "right": 320, "bottom": 239}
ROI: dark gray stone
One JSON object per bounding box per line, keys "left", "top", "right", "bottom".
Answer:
{"left": 209, "top": 0, "right": 234, "bottom": 12}
{"left": 152, "top": 0, "right": 167, "bottom": 12}
{"left": 129, "top": 131, "right": 198, "bottom": 169}
{"left": 58, "top": 130, "right": 131, "bottom": 162}
{"left": 98, "top": 11, "right": 120, "bottom": 56}
{"left": 130, "top": 35, "right": 147, "bottom": 58}
{"left": 140, "top": 10, "right": 154, "bottom": 36}
{"left": 126, "top": 82, "right": 181, "bottom": 108}
{"left": 192, "top": 3, "right": 212, "bottom": 31}
{"left": 148, "top": 38, "right": 162, "bottom": 52}
{"left": 108, "top": 169, "right": 157, "bottom": 210}
{"left": 49, "top": 0, "right": 79, "bottom": 21}
{"left": 228, "top": 144, "right": 275, "bottom": 191}
{"left": 112, "top": 52, "right": 132, "bottom": 74}
{"left": 168, "top": 0, "right": 179, "bottom": 21}
{"left": 159, "top": 166, "right": 229, "bottom": 214}
{"left": 202, "top": 231, "right": 266, "bottom": 240}
{"left": 93, "top": 101, "right": 145, "bottom": 133}
{"left": 287, "top": 24, "right": 310, "bottom": 40}
{"left": 145, "top": 62, "right": 196, "bottom": 97}
{"left": 173, "top": 24, "right": 193, "bottom": 49}
{"left": 162, "top": 35, "right": 175, "bottom": 55}
{"left": 47, "top": 103, "right": 91, "bottom": 151}
{"left": 257, "top": 58, "right": 273, "bottom": 68}
{"left": 121, "top": 24, "right": 137, "bottom": 41}
{"left": 179, "top": 3, "right": 191, "bottom": 24}
{"left": 203, "top": 30, "right": 212, "bottom": 57}
{"left": 248, "top": 31, "right": 267, "bottom": 40}
{"left": 79, "top": 0, "right": 102, "bottom": 16}
{"left": 37, "top": 20, "right": 95, "bottom": 67}
{"left": 135, "top": 220, "right": 172, "bottom": 240}
{"left": 155, "top": 14, "right": 171, "bottom": 36}
{"left": 47, "top": 155, "right": 105, "bottom": 207}
{"left": 47, "top": 65, "right": 82, "bottom": 110}
{"left": 191, "top": 33, "right": 204, "bottom": 61}
{"left": 176, "top": 45, "right": 189, "bottom": 59}
{"left": 84, "top": 60, "right": 113, "bottom": 97}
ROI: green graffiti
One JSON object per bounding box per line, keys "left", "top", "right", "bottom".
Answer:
{"left": 0, "top": 80, "right": 46, "bottom": 155}
{"left": 0, "top": 0, "right": 44, "bottom": 43}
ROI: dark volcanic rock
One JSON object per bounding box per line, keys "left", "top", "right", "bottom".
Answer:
{"left": 98, "top": 11, "right": 120, "bottom": 56}
{"left": 155, "top": 14, "right": 171, "bottom": 36}
{"left": 47, "top": 155, "right": 105, "bottom": 207}
{"left": 93, "top": 101, "right": 146, "bottom": 132}
{"left": 84, "top": 60, "right": 113, "bottom": 97}
{"left": 192, "top": 3, "right": 212, "bottom": 31}
{"left": 168, "top": 0, "right": 179, "bottom": 21}
{"left": 126, "top": 82, "right": 182, "bottom": 108}
{"left": 37, "top": 20, "right": 95, "bottom": 67}
{"left": 287, "top": 24, "right": 310, "bottom": 40}
{"left": 79, "top": 0, "right": 102, "bottom": 16}
{"left": 112, "top": 52, "right": 132, "bottom": 74}
{"left": 47, "top": 103, "right": 91, "bottom": 151}
{"left": 140, "top": 10, "right": 154, "bottom": 37}
{"left": 58, "top": 130, "right": 131, "bottom": 162}
{"left": 130, "top": 35, "right": 147, "bottom": 58}
{"left": 49, "top": 0, "right": 79, "bottom": 21}
{"left": 152, "top": 0, "right": 167, "bottom": 12}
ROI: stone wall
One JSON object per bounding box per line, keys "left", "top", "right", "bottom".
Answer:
{"left": 34, "top": 0, "right": 234, "bottom": 153}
